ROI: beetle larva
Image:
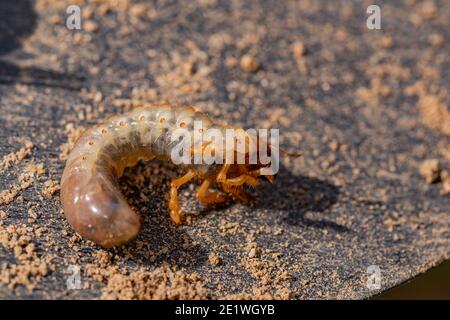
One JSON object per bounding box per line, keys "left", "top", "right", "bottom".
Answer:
{"left": 61, "top": 102, "right": 296, "bottom": 247}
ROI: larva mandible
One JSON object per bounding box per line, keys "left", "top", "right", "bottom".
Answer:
{"left": 60, "top": 102, "right": 295, "bottom": 248}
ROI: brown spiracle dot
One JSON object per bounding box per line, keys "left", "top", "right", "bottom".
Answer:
{"left": 82, "top": 155, "right": 87, "bottom": 160}
{"left": 159, "top": 117, "right": 166, "bottom": 123}
{"left": 101, "top": 128, "right": 108, "bottom": 134}
{"left": 199, "top": 128, "right": 204, "bottom": 133}
{"left": 179, "top": 121, "right": 186, "bottom": 128}
{"left": 88, "top": 141, "right": 94, "bottom": 146}
{"left": 139, "top": 115, "right": 145, "bottom": 122}
{"left": 119, "top": 121, "right": 126, "bottom": 127}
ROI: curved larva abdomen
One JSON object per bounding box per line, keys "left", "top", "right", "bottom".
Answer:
{"left": 60, "top": 104, "right": 214, "bottom": 247}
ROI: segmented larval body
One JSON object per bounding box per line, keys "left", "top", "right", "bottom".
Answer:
{"left": 60, "top": 104, "right": 217, "bottom": 247}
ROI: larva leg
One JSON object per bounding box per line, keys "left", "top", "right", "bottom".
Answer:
{"left": 196, "top": 178, "right": 228, "bottom": 205}
{"left": 264, "top": 174, "right": 274, "bottom": 183}
{"left": 243, "top": 167, "right": 274, "bottom": 183}
{"left": 248, "top": 168, "right": 274, "bottom": 183}
{"left": 169, "top": 170, "right": 196, "bottom": 224}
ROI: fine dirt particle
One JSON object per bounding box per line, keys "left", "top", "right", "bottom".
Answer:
{"left": 0, "top": 256, "right": 53, "bottom": 291}
{"left": 101, "top": 264, "right": 210, "bottom": 300}
{"left": 208, "top": 252, "right": 222, "bottom": 266}
{"left": 417, "top": 95, "right": 450, "bottom": 136}
{"left": 441, "top": 171, "right": 450, "bottom": 195}
{"left": 381, "top": 35, "right": 394, "bottom": 48}
{"left": 84, "top": 20, "right": 98, "bottom": 33}
{"left": 419, "top": 159, "right": 441, "bottom": 184}
{"left": 428, "top": 33, "right": 444, "bottom": 47}
{"left": 239, "top": 54, "right": 260, "bottom": 73}
{"left": 238, "top": 252, "right": 293, "bottom": 299}
{"left": 0, "top": 163, "right": 45, "bottom": 205}
{"left": 41, "top": 180, "right": 60, "bottom": 198}
{"left": 291, "top": 41, "right": 306, "bottom": 57}
{"left": 0, "top": 214, "right": 55, "bottom": 291}
{"left": 59, "top": 124, "right": 85, "bottom": 161}
{"left": 248, "top": 247, "right": 257, "bottom": 258}
{"left": 356, "top": 78, "right": 392, "bottom": 106}
{"left": 130, "top": 3, "right": 154, "bottom": 18}
{"left": 291, "top": 41, "right": 307, "bottom": 74}
{"left": 0, "top": 142, "right": 33, "bottom": 173}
